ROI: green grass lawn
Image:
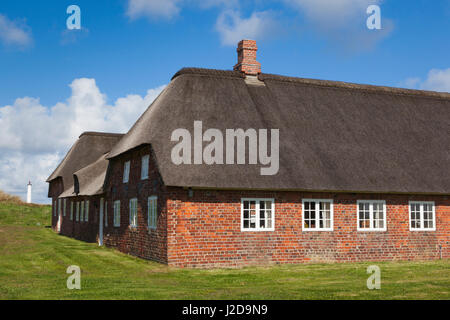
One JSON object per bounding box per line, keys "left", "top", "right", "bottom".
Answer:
{"left": 0, "top": 202, "right": 448, "bottom": 300}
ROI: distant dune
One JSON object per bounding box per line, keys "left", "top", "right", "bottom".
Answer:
{"left": 0, "top": 190, "right": 23, "bottom": 204}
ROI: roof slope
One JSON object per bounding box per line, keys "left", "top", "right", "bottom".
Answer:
{"left": 59, "top": 153, "right": 110, "bottom": 198}
{"left": 107, "top": 68, "right": 450, "bottom": 194}
{"left": 47, "top": 132, "right": 124, "bottom": 196}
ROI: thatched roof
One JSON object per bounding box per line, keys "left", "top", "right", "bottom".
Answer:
{"left": 47, "top": 132, "right": 123, "bottom": 197}
{"left": 105, "top": 67, "right": 449, "bottom": 195}
{"left": 59, "top": 154, "right": 110, "bottom": 198}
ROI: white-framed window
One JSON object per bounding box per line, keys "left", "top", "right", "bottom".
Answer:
{"left": 105, "top": 201, "right": 108, "bottom": 227}
{"left": 80, "top": 201, "right": 84, "bottom": 222}
{"left": 85, "top": 200, "right": 89, "bottom": 222}
{"left": 241, "top": 198, "right": 275, "bottom": 231}
{"left": 409, "top": 201, "right": 435, "bottom": 231}
{"left": 141, "top": 155, "right": 149, "bottom": 180}
{"left": 63, "top": 199, "right": 67, "bottom": 217}
{"left": 123, "top": 161, "right": 130, "bottom": 183}
{"left": 70, "top": 201, "right": 74, "bottom": 220}
{"left": 58, "top": 199, "right": 62, "bottom": 216}
{"left": 129, "top": 198, "right": 138, "bottom": 227}
{"left": 148, "top": 196, "right": 157, "bottom": 229}
{"left": 357, "top": 200, "right": 386, "bottom": 231}
{"left": 113, "top": 200, "right": 121, "bottom": 227}
{"left": 302, "top": 199, "right": 333, "bottom": 231}
{"left": 76, "top": 202, "right": 80, "bottom": 221}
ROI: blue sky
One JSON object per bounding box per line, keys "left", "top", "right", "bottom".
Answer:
{"left": 0, "top": 0, "right": 449, "bottom": 203}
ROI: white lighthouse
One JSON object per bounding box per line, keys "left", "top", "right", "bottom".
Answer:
{"left": 26, "top": 181, "right": 32, "bottom": 204}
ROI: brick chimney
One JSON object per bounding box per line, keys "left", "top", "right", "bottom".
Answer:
{"left": 233, "top": 40, "right": 261, "bottom": 75}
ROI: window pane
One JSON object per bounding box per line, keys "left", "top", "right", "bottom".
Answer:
{"left": 358, "top": 202, "right": 371, "bottom": 229}
{"left": 242, "top": 200, "right": 255, "bottom": 229}
{"left": 410, "top": 203, "right": 420, "bottom": 229}
{"left": 304, "top": 201, "right": 316, "bottom": 229}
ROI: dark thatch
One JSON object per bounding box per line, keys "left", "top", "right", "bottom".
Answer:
{"left": 47, "top": 132, "right": 124, "bottom": 197}
{"left": 59, "top": 154, "right": 109, "bottom": 198}
{"left": 104, "top": 67, "right": 449, "bottom": 195}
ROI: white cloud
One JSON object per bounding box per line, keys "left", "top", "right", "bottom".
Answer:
{"left": 284, "top": 0, "right": 393, "bottom": 52}
{"left": 215, "top": 10, "right": 279, "bottom": 46}
{"left": 0, "top": 13, "right": 32, "bottom": 47}
{"left": 419, "top": 68, "right": 450, "bottom": 92}
{"left": 401, "top": 68, "right": 450, "bottom": 93}
{"left": 286, "top": 0, "right": 377, "bottom": 25}
{"left": 126, "top": 0, "right": 182, "bottom": 20}
{"left": 0, "top": 79, "right": 165, "bottom": 204}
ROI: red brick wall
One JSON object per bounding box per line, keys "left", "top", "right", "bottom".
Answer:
{"left": 55, "top": 195, "right": 100, "bottom": 243}
{"left": 103, "top": 145, "right": 168, "bottom": 264}
{"left": 49, "top": 147, "right": 449, "bottom": 268}
{"left": 166, "top": 188, "right": 450, "bottom": 268}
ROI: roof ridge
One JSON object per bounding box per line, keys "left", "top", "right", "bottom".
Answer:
{"left": 79, "top": 131, "right": 125, "bottom": 138}
{"left": 171, "top": 67, "right": 450, "bottom": 100}
{"left": 260, "top": 73, "right": 450, "bottom": 100}
{"left": 171, "top": 67, "right": 244, "bottom": 80}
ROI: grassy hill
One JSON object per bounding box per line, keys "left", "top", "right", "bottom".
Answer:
{"left": 0, "top": 197, "right": 449, "bottom": 300}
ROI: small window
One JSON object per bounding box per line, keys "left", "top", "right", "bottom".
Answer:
{"left": 85, "top": 200, "right": 89, "bottom": 222}
{"left": 302, "top": 199, "right": 333, "bottom": 231}
{"left": 80, "top": 201, "right": 84, "bottom": 222}
{"left": 70, "top": 202, "right": 74, "bottom": 220}
{"left": 76, "top": 202, "right": 80, "bottom": 221}
{"left": 63, "top": 199, "right": 67, "bottom": 217}
{"left": 241, "top": 198, "right": 275, "bottom": 231}
{"left": 58, "top": 199, "right": 62, "bottom": 216}
{"left": 357, "top": 200, "right": 386, "bottom": 231}
{"left": 105, "top": 201, "right": 108, "bottom": 227}
{"left": 114, "top": 200, "right": 121, "bottom": 227}
{"left": 123, "top": 161, "right": 130, "bottom": 183}
{"left": 409, "top": 201, "right": 435, "bottom": 231}
{"left": 54, "top": 201, "right": 57, "bottom": 216}
{"left": 141, "top": 155, "right": 149, "bottom": 180}
{"left": 130, "top": 198, "right": 137, "bottom": 228}
{"left": 129, "top": 198, "right": 138, "bottom": 227}
{"left": 148, "top": 196, "right": 157, "bottom": 229}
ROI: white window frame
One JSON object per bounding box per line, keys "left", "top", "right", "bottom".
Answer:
{"left": 123, "top": 161, "right": 130, "bottom": 183}
{"left": 141, "top": 155, "right": 149, "bottom": 180}
{"left": 105, "top": 201, "right": 108, "bottom": 227}
{"left": 113, "top": 200, "right": 121, "bottom": 227}
{"left": 148, "top": 196, "right": 157, "bottom": 229}
{"left": 129, "top": 198, "right": 138, "bottom": 228}
{"left": 70, "top": 201, "right": 74, "bottom": 220}
{"left": 409, "top": 201, "right": 436, "bottom": 231}
{"left": 241, "top": 198, "right": 275, "bottom": 232}
{"left": 80, "top": 200, "right": 84, "bottom": 222}
{"left": 302, "top": 199, "right": 334, "bottom": 231}
{"left": 53, "top": 201, "right": 57, "bottom": 216}
{"left": 63, "top": 199, "right": 67, "bottom": 217}
{"left": 356, "top": 200, "right": 387, "bottom": 232}
{"left": 85, "top": 200, "right": 89, "bottom": 222}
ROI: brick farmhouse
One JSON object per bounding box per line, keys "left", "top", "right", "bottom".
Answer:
{"left": 48, "top": 40, "right": 450, "bottom": 268}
